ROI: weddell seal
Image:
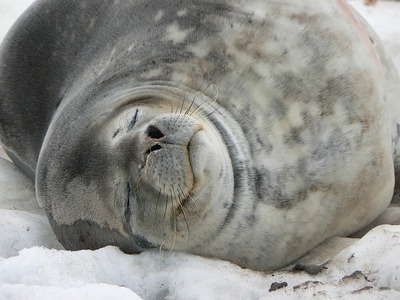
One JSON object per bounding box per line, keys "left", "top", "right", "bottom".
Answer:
{"left": 0, "top": 0, "right": 399, "bottom": 271}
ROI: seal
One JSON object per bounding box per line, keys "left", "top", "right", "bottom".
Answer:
{"left": 1, "top": 0, "right": 399, "bottom": 271}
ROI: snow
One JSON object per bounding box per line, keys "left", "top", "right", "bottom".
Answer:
{"left": 1, "top": 224, "right": 400, "bottom": 299}
{"left": 0, "top": 0, "right": 400, "bottom": 299}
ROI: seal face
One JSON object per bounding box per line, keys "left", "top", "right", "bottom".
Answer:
{"left": 1, "top": 0, "right": 400, "bottom": 271}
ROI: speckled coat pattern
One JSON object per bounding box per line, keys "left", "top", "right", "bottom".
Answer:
{"left": 0, "top": 0, "right": 399, "bottom": 270}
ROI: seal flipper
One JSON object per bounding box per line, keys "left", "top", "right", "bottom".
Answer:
{"left": 0, "top": 0, "right": 113, "bottom": 176}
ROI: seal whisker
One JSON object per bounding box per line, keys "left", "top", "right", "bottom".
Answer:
{"left": 157, "top": 168, "right": 165, "bottom": 204}
{"left": 173, "top": 185, "right": 191, "bottom": 241}
{"left": 170, "top": 200, "right": 178, "bottom": 254}
{"left": 177, "top": 89, "right": 186, "bottom": 116}
{"left": 188, "top": 91, "right": 207, "bottom": 117}
{"left": 197, "top": 84, "right": 219, "bottom": 117}
{"left": 158, "top": 240, "right": 169, "bottom": 257}
{"left": 177, "top": 200, "right": 191, "bottom": 243}
{"left": 159, "top": 190, "right": 178, "bottom": 257}
{"left": 171, "top": 91, "right": 186, "bottom": 127}
{"left": 186, "top": 84, "right": 218, "bottom": 118}
{"left": 186, "top": 195, "right": 199, "bottom": 217}
{"left": 184, "top": 91, "right": 201, "bottom": 116}
{"left": 155, "top": 187, "right": 162, "bottom": 218}
{"left": 181, "top": 182, "right": 199, "bottom": 217}
{"left": 159, "top": 226, "right": 177, "bottom": 257}
{"left": 174, "top": 98, "right": 180, "bottom": 115}
{"left": 176, "top": 184, "right": 196, "bottom": 220}
{"left": 162, "top": 183, "right": 168, "bottom": 220}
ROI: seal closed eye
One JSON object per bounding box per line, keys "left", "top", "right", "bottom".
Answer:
{"left": 0, "top": 0, "right": 399, "bottom": 271}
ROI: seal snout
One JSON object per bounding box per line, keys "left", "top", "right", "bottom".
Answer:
{"left": 138, "top": 114, "right": 204, "bottom": 201}
{"left": 145, "top": 126, "right": 165, "bottom": 154}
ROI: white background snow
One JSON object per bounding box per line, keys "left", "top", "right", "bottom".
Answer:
{"left": 1, "top": 0, "right": 400, "bottom": 299}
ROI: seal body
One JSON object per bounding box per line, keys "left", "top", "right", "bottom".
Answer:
{"left": 1, "top": 0, "right": 399, "bottom": 271}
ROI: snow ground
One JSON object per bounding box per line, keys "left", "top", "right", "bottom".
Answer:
{"left": 1, "top": 0, "right": 400, "bottom": 299}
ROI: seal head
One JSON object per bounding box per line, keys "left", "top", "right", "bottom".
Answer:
{"left": 37, "top": 85, "right": 235, "bottom": 254}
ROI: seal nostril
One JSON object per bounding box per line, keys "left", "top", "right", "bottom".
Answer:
{"left": 147, "top": 126, "right": 164, "bottom": 139}
{"left": 146, "top": 144, "right": 162, "bottom": 154}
